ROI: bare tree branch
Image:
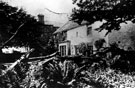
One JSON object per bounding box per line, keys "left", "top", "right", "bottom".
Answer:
{"left": 28, "top": 51, "right": 58, "bottom": 61}
{"left": 2, "top": 49, "right": 34, "bottom": 75}
{"left": 0, "top": 22, "right": 25, "bottom": 49}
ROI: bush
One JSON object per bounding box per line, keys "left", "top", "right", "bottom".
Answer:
{"left": 82, "top": 68, "right": 135, "bottom": 88}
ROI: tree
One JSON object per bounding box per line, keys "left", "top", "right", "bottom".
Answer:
{"left": 71, "top": 0, "right": 135, "bottom": 35}
{"left": 94, "top": 38, "right": 106, "bottom": 51}
{"left": 0, "top": 1, "right": 44, "bottom": 52}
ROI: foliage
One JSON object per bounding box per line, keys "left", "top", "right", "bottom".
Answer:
{"left": 1, "top": 43, "right": 135, "bottom": 88}
{"left": 101, "top": 43, "right": 135, "bottom": 73}
{"left": 22, "top": 62, "right": 44, "bottom": 88}
{"left": 1, "top": 53, "right": 135, "bottom": 88}
{"left": 0, "top": 62, "right": 29, "bottom": 88}
{"left": 82, "top": 68, "right": 135, "bottom": 88}
{"left": 76, "top": 42, "right": 92, "bottom": 56}
{"left": 94, "top": 38, "right": 106, "bottom": 50}
{"left": 72, "top": 0, "right": 135, "bottom": 34}
{"left": 45, "top": 38, "right": 57, "bottom": 55}
{"left": 0, "top": 1, "right": 44, "bottom": 49}
{"left": 77, "top": 42, "right": 135, "bottom": 73}
{"left": 40, "top": 59, "right": 85, "bottom": 88}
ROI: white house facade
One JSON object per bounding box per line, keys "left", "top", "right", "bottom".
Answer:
{"left": 54, "top": 21, "right": 108, "bottom": 56}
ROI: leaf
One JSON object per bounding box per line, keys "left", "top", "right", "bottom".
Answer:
{"left": 74, "top": 65, "right": 85, "bottom": 78}
{"left": 72, "top": 0, "right": 135, "bottom": 34}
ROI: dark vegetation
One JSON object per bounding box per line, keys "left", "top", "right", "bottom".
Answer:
{"left": 0, "top": 1, "right": 57, "bottom": 62}
{"left": 0, "top": 1, "right": 57, "bottom": 55}
{"left": 71, "top": 0, "right": 135, "bottom": 35}
{"left": 0, "top": 1, "right": 41, "bottom": 47}
{"left": 1, "top": 43, "right": 135, "bottom": 88}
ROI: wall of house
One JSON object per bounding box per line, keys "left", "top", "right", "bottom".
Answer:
{"left": 40, "top": 24, "right": 58, "bottom": 46}
{"left": 55, "top": 21, "right": 109, "bottom": 56}
{"left": 67, "top": 25, "right": 93, "bottom": 45}
{"left": 66, "top": 24, "right": 108, "bottom": 55}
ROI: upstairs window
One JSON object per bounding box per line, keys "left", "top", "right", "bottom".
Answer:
{"left": 76, "top": 32, "right": 78, "bottom": 37}
{"left": 61, "top": 32, "right": 67, "bottom": 41}
{"left": 87, "top": 26, "right": 92, "bottom": 35}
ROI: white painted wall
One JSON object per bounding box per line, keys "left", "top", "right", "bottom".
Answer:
{"left": 66, "top": 24, "right": 108, "bottom": 55}
{"left": 67, "top": 25, "right": 93, "bottom": 45}
{"left": 67, "top": 25, "right": 108, "bottom": 45}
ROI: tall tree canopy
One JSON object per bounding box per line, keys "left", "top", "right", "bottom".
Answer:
{"left": 71, "top": 0, "right": 135, "bottom": 34}
{"left": 0, "top": 1, "right": 44, "bottom": 51}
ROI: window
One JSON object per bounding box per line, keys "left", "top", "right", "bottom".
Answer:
{"left": 87, "top": 26, "right": 92, "bottom": 35}
{"left": 76, "top": 32, "right": 78, "bottom": 37}
{"left": 60, "top": 45, "right": 66, "bottom": 56}
{"left": 62, "top": 32, "right": 67, "bottom": 41}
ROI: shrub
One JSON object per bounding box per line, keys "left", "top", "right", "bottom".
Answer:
{"left": 82, "top": 68, "right": 135, "bottom": 88}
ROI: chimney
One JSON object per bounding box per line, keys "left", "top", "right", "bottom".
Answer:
{"left": 38, "top": 14, "right": 44, "bottom": 24}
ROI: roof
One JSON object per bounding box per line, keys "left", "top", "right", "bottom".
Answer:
{"left": 54, "top": 21, "right": 88, "bottom": 34}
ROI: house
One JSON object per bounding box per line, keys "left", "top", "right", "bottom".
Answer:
{"left": 27, "top": 14, "right": 59, "bottom": 56}
{"left": 54, "top": 21, "right": 108, "bottom": 56}
{"left": 37, "top": 14, "right": 59, "bottom": 46}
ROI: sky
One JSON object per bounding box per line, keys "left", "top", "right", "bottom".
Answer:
{"left": 4, "top": 0, "right": 74, "bottom": 15}
{"left": 4, "top": 0, "right": 75, "bottom": 26}
{"left": 2, "top": 0, "right": 116, "bottom": 28}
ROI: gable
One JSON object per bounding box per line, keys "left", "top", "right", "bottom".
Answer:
{"left": 54, "top": 21, "right": 88, "bottom": 34}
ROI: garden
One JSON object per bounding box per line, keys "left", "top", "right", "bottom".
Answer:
{"left": 1, "top": 43, "right": 135, "bottom": 88}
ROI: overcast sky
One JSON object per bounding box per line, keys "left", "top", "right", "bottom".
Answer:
{"left": 3, "top": 0, "right": 75, "bottom": 26}
{"left": 4, "top": 0, "right": 74, "bottom": 16}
